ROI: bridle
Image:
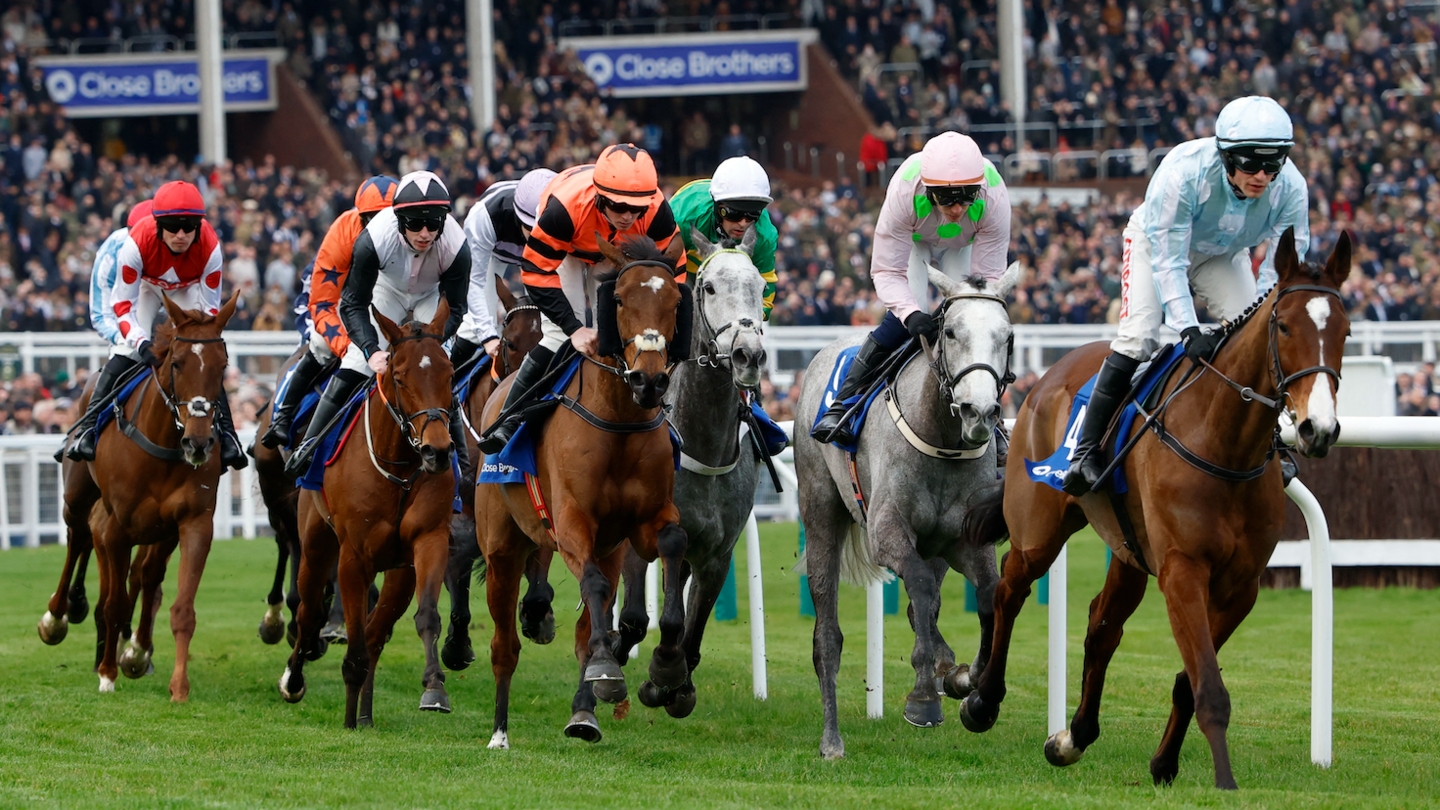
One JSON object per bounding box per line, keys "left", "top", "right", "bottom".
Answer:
{"left": 498, "top": 302, "right": 541, "bottom": 378}
{"left": 690, "top": 249, "right": 764, "bottom": 372}
{"left": 375, "top": 330, "right": 452, "bottom": 453}
{"left": 920, "top": 292, "right": 1016, "bottom": 415}
{"left": 589, "top": 258, "right": 679, "bottom": 390}
{"left": 157, "top": 335, "right": 227, "bottom": 431}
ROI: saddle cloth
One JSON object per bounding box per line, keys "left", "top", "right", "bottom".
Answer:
{"left": 810, "top": 343, "right": 894, "bottom": 453}
{"left": 1024, "top": 342, "right": 1186, "bottom": 494}
{"left": 452, "top": 353, "right": 495, "bottom": 406}
{"left": 94, "top": 367, "right": 154, "bottom": 435}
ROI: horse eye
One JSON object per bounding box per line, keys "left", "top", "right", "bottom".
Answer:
{"left": 704, "top": 282, "right": 716, "bottom": 295}
{"left": 1278, "top": 321, "right": 1290, "bottom": 336}
{"left": 613, "top": 295, "right": 622, "bottom": 306}
{"left": 944, "top": 328, "right": 956, "bottom": 339}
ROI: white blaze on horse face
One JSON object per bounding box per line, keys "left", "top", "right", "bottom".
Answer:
{"left": 1304, "top": 296, "right": 1337, "bottom": 431}
{"left": 632, "top": 329, "right": 666, "bottom": 352}
{"left": 191, "top": 342, "right": 205, "bottom": 370}
{"left": 640, "top": 276, "right": 665, "bottom": 294}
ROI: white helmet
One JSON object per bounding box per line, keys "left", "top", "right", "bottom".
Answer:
{"left": 514, "top": 168, "right": 557, "bottom": 228}
{"left": 1215, "top": 96, "right": 1294, "bottom": 150}
{"left": 710, "top": 157, "right": 773, "bottom": 206}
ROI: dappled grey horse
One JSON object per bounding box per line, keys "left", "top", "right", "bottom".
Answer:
{"left": 793, "top": 263, "right": 1019, "bottom": 759}
{"left": 613, "top": 226, "right": 769, "bottom": 717}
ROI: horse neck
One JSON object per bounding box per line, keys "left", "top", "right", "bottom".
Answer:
{"left": 895, "top": 352, "right": 968, "bottom": 447}
{"left": 669, "top": 354, "right": 741, "bottom": 462}
{"left": 366, "top": 381, "right": 419, "bottom": 463}
{"left": 1175, "top": 297, "right": 1281, "bottom": 469}
{"left": 578, "top": 357, "right": 662, "bottom": 424}
{"left": 131, "top": 371, "right": 183, "bottom": 445}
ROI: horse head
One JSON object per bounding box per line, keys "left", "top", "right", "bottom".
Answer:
{"left": 1271, "top": 227, "right": 1351, "bottom": 458}
{"left": 495, "top": 280, "right": 542, "bottom": 378}
{"left": 161, "top": 290, "right": 238, "bottom": 468}
{"left": 926, "top": 262, "right": 1021, "bottom": 448}
{"left": 375, "top": 300, "right": 454, "bottom": 474}
{"left": 687, "top": 225, "right": 767, "bottom": 388}
{"left": 595, "top": 234, "right": 686, "bottom": 409}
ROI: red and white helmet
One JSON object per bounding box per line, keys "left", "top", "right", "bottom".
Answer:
{"left": 920, "top": 132, "right": 986, "bottom": 187}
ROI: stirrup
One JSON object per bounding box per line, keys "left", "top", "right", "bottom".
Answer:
{"left": 284, "top": 439, "right": 320, "bottom": 477}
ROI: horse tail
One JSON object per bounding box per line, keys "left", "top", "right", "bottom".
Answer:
{"left": 963, "top": 483, "right": 1009, "bottom": 548}
{"left": 840, "top": 525, "right": 893, "bottom": 587}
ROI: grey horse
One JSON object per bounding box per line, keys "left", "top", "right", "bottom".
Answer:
{"left": 793, "top": 263, "right": 1019, "bottom": 759}
{"left": 612, "top": 225, "right": 770, "bottom": 716}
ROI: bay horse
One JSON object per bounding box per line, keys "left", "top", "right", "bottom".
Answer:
{"left": 794, "top": 265, "right": 1016, "bottom": 758}
{"left": 277, "top": 302, "right": 457, "bottom": 728}
{"left": 960, "top": 229, "right": 1350, "bottom": 789}
{"left": 440, "top": 280, "right": 549, "bottom": 671}
{"left": 476, "top": 235, "right": 691, "bottom": 748}
{"left": 40, "top": 292, "right": 241, "bottom": 701}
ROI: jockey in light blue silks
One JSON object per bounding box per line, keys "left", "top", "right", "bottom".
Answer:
{"left": 1062, "top": 95, "right": 1311, "bottom": 495}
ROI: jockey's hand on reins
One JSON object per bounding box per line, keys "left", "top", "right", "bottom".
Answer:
{"left": 137, "top": 340, "right": 159, "bottom": 367}
{"left": 905, "top": 311, "right": 939, "bottom": 341}
{"left": 1181, "top": 327, "right": 1220, "bottom": 363}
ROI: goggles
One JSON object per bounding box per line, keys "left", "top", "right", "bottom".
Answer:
{"left": 1223, "top": 147, "right": 1290, "bottom": 176}
{"left": 599, "top": 195, "right": 649, "bottom": 216}
{"left": 398, "top": 213, "right": 446, "bottom": 233}
{"left": 717, "top": 203, "right": 762, "bottom": 223}
{"left": 156, "top": 216, "right": 201, "bottom": 234}
{"left": 925, "top": 184, "right": 982, "bottom": 208}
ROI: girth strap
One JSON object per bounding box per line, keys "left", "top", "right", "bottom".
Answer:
{"left": 557, "top": 394, "right": 666, "bottom": 434}
{"left": 1107, "top": 490, "right": 1154, "bottom": 576}
{"left": 112, "top": 377, "right": 188, "bottom": 463}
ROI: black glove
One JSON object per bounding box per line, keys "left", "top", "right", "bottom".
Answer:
{"left": 1180, "top": 326, "right": 1220, "bottom": 363}
{"left": 905, "top": 311, "right": 939, "bottom": 341}
{"left": 449, "top": 337, "right": 480, "bottom": 367}
{"left": 137, "top": 340, "right": 160, "bottom": 367}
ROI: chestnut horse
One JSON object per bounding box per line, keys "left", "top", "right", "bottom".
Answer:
{"left": 40, "top": 292, "right": 241, "bottom": 701}
{"left": 476, "top": 235, "right": 691, "bottom": 748}
{"left": 960, "top": 229, "right": 1351, "bottom": 789}
{"left": 278, "top": 302, "right": 457, "bottom": 729}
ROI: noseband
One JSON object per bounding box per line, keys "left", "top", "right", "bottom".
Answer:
{"left": 158, "top": 335, "right": 227, "bottom": 431}
{"left": 691, "top": 249, "right": 764, "bottom": 372}
{"left": 922, "top": 292, "right": 1016, "bottom": 414}
{"left": 378, "top": 330, "right": 452, "bottom": 452}
{"left": 589, "top": 258, "right": 679, "bottom": 388}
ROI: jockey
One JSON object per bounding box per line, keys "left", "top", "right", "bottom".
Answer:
{"left": 283, "top": 170, "right": 472, "bottom": 477}
{"left": 65, "top": 181, "right": 246, "bottom": 470}
{"left": 259, "top": 175, "right": 397, "bottom": 449}
{"left": 669, "top": 156, "right": 779, "bottom": 318}
{"left": 450, "top": 166, "right": 558, "bottom": 370}
{"left": 1062, "top": 95, "right": 1310, "bottom": 495}
{"left": 811, "top": 131, "right": 1012, "bottom": 448}
{"left": 478, "top": 143, "right": 681, "bottom": 454}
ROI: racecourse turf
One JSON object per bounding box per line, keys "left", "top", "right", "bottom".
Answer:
{"left": 1, "top": 525, "right": 1437, "bottom": 809}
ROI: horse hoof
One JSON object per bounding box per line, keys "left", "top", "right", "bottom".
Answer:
{"left": 67, "top": 594, "right": 90, "bottom": 625}
{"left": 1044, "top": 730, "right": 1085, "bottom": 767}
{"left": 118, "top": 645, "right": 152, "bottom": 680}
{"left": 904, "top": 697, "right": 944, "bottom": 728}
{"left": 1149, "top": 758, "right": 1179, "bottom": 786}
{"left": 319, "top": 622, "right": 348, "bottom": 644}
{"left": 592, "top": 676, "right": 628, "bottom": 705}
{"left": 584, "top": 656, "right": 625, "bottom": 685}
{"left": 278, "top": 666, "right": 306, "bottom": 703}
{"left": 487, "top": 730, "right": 510, "bottom": 750}
{"left": 520, "top": 610, "right": 556, "bottom": 645}
{"left": 98, "top": 675, "right": 115, "bottom": 693}
{"left": 37, "top": 611, "right": 68, "bottom": 645}
{"left": 943, "top": 664, "right": 975, "bottom": 699}
{"left": 563, "top": 711, "right": 602, "bottom": 743}
{"left": 357, "top": 715, "right": 373, "bottom": 728}
{"left": 257, "top": 604, "right": 285, "bottom": 645}
{"left": 647, "top": 649, "right": 688, "bottom": 691}
{"left": 664, "top": 686, "right": 697, "bottom": 719}
{"left": 637, "top": 680, "right": 666, "bottom": 708}
{"left": 302, "top": 637, "right": 329, "bottom": 662}
{"left": 959, "top": 693, "right": 999, "bottom": 733}
{"left": 820, "top": 735, "right": 845, "bottom": 760}
{"left": 419, "top": 688, "right": 452, "bottom": 713}
{"left": 440, "top": 640, "right": 474, "bottom": 672}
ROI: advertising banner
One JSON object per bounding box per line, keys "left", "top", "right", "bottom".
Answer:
{"left": 32, "top": 51, "right": 283, "bottom": 117}
{"left": 559, "top": 30, "right": 817, "bottom": 98}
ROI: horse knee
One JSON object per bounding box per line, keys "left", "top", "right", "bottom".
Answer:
{"left": 579, "top": 565, "right": 611, "bottom": 604}
{"left": 413, "top": 606, "right": 441, "bottom": 637}
{"left": 658, "top": 523, "right": 686, "bottom": 560}
{"left": 341, "top": 654, "right": 370, "bottom": 687}
{"left": 169, "top": 604, "right": 196, "bottom": 636}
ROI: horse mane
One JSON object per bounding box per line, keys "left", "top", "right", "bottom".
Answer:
{"left": 595, "top": 235, "right": 671, "bottom": 283}
{"left": 1218, "top": 258, "right": 1330, "bottom": 339}
{"left": 150, "top": 321, "right": 177, "bottom": 357}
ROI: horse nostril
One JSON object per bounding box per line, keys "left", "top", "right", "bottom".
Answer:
{"left": 756, "top": 349, "right": 767, "bottom": 366}
{"left": 654, "top": 373, "right": 671, "bottom": 395}
{"left": 732, "top": 347, "right": 748, "bottom": 365}
{"left": 1297, "top": 419, "right": 1317, "bottom": 446}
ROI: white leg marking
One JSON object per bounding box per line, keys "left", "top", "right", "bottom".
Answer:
{"left": 487, "top": 730, "right": 510, "bottom": 750}
{"left": 264, "top": 603, "right": 283, "bottom": 624}
{"left": 98, "top": 676, "right": 115, "bottom": 693}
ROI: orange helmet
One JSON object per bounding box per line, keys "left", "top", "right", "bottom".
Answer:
{"left": 593, "top": 144, "right": 658, "bottom": 201}
{"left": 354, "top": 175, "right": 399, "bottom": 213}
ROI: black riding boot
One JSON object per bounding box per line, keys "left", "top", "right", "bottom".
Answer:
{"left": 284, "top": 369, "right": 368, "bottom": 477}
{"left": 213, "top": 392, "right": 248, "bottom": 471}
{"left": 810, "top": 335, "right": 895, "bottom": 446}
{"left": 1060, "top": 352, "right": 1140, "bottom": 496}
{"left": 261, "top": 350, "right": 329, "bottom": 449}
{"left": 449, "top": 399, "right": 471, "bottom": 479}
{"left": 478, "top": 344, "right": 554, "bottom": 456}
{"left": 63, "top": 355, "right": 138, "bottom": 462}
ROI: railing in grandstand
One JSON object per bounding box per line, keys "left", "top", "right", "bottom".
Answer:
{"left": 62, "top": 31, "right": 279, "bottom": 54}
{"left": 557, "top": 13, "right": 795, "bottom": 38}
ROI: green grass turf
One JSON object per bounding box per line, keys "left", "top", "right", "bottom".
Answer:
{"left": 1, "top": 525, "right": 1437, "bottom": 809}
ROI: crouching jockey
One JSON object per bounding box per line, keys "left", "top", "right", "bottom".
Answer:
{"left": 811, "top": 131, "right": 1012, "bottom": 462}
{"left": 283, "top": 171, "right": 471, "bottom": 477}
{"left": 478, "top": 143, "right": 681, "bottom": 454}
{"left": 1061, "top": 96, "right": 1310, "bottom": 495}
{"left": 260, "top": 175, "right": 398, "bottom": 449}
{"left": 450, "top": 166, "right": 557, "bottom": 370}
{"left": 64, "top": 181, "right": 247, "bottom": 469}
{"left": 670, "top": 156, "right": 780, "bottom": 318}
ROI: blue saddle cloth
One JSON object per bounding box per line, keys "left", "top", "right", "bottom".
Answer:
{"left": 452, "top": 354, "right": 494, "bottom": 405}
{"left": 1025, "top": 343, "right": 1186, "bottom": 494}
{"left": 748, "top": 398, "right": 791, "bottom": 457}
{"left": 479, "top": 355, "right": 681, "bottom": 485}
{"left": 810, "top": 344, "right": 890, "bottom": 453}
{"left": 94, "top": 368, "right": 154, "bottom": 434}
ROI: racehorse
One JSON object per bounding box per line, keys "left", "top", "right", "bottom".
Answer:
{"left": 611, "top": 226, "right": 769, "bottom": 717}
{"left": 475, "top": 235, "right": 692, "bottom": 747}
{"left": 440, "top": 280, "right": 549, "bottom": 671}
{"left": 251, "top": 345, "right": 313, "bottom": 647}
{"left": 793, "top": 265, "right": 1017, "bottom": 758}
{"left": 959, "top": 229, "right": 1350, "bottom": 789}
{"left": 277, "top": 302, "right": 457, "bottom": 729}
{"left": 40, "top": 292, "right": 240, "bottom": 701}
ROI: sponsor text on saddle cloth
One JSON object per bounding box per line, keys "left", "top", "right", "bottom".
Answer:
{"left": 1025, "top": 342, "right": 1186, "bottom": 493}
{"left": 294, "top": 381, "right": 463, "bottom": 510}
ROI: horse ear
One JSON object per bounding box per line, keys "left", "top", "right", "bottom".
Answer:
{"left": 494, "top": 277, "right": 519, "bottom": 313}
{"left": 993, "top": 261, "right": 1023, "bottom": 299}
{"left": 1275, "top": 227, "right": 1299, "bottom": 282}
{"left": 162, "top": 293, "right": 190, "bottom": 327}
{"left": 373, "top": 305, "right": 403, "bottom": 345}
{"left": 427, "top": 298, "right": 449, "bottom": 336}
{"left": 214, "top": 289, "right": 240, "bottom": 330}
{"left": 927, "top": 267, "right": 962, "bottom": 300}
{"left": 689, "top": 225, "right": 718, "bottom": 261}
{"left": 595, "top": 232, "right": 626, "bottom": 269}
{"left": 662, "top": 235, "right": 685, "bottom": 269}
{"left": 739, "top": 224, "right": 758, "bottom": 258}
{"left": 1325, "top": 230, "right": 1353, "bottom": 287}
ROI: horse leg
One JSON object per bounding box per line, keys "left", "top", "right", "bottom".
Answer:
{"left": 412, "top": 528, "right": 452, "bottom": 714}
{"left": 1044, "top": 557, "right": 1149, "bottom": 767}
{"left": 873, "top": 512, "right": 945, "bottom": 729}
{"left": 320, "top": 561, "right": 348, "bottom": 644}
{"left": 167, "top": 519, "right": 214, "bottom": 703}
{"left": 941, "top": 537, "right": 1001, "bottom": 699}
{"left": 355, "top": 566, "right": 416, "bottom": 725}
{"left": 801, "top": 486, "right": 851, "bottom": 759}
{"left": 441, "top": 512, "right": 479, "bottom": 670}
{"left": 520, "top": 546, "right": 557, "bottom": 645}
{"left": 577, "top": 553, "right": 629, "bottom": 705}
{"left": 94, "top": 522, "right": 131, "bottom": 693}
{"left": 484, "top": 532, "right": 529, "bottom": 749}
{"left": 655, "top": 548, "right": 732, "bottom": 719}
{"left": 41, "top": 472, "right": 100, "bottom": 644}
{"left": 1150, "top": 577, "right": 1258, "bottom": 788}
{"left": 120, "top": 540, "right": 175, "bottom": 680}
{"left": 338, "top": 544, "right": 377, "bottom": 729}
{"left": 258, "top": 533, "right": 289, "bottom": 645}
{"left": 611, "top": 545, "right": 649, "bottom": 665}
{"left": 279, "top": 503, "right": 337, "bottom": 703}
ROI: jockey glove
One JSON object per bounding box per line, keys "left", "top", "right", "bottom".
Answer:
{"left": 1181, "top": 327, "right": 1220, "bottom": 363}
{"left": 137, "top": 340, "right": 160, "bottom": 367}
{"left": 905, "top": 311, "right": 939, "bottom": 341}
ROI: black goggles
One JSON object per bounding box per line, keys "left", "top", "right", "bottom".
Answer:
{"left": 1224, "top": 148, "right": 1290, "bottom": 176}
{"left": 717, "top": 203, "right": 762, "bottom": 223}
{"left": 156, "top": 216, "right": 201, "bottom": 234}
{"left": 398, "top": 213, "right": 446, "bottom": 232}
{"left": 925, "top": 185, "right": 982, "bottom": 208}
{"left": 599, "top": 196, "right": 649, "bottom": 216}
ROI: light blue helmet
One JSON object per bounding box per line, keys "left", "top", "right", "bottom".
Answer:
{"left": 1215, "top": 96, "right": 1294, "bottom": 150}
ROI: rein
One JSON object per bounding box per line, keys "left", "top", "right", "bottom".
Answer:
{"left": 367, "top": 329, "right": 452, "bottom": 488}
{"left": 920, "top": 291, "right": 1017, "bottom": 413}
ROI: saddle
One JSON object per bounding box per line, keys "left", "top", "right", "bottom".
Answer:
{"left": 813, "top": 338, "right": 924, "bottom": 454}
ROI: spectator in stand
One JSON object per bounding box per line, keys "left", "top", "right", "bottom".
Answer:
{"left": 718, "top": 125, "right": 752, "bottom": 163}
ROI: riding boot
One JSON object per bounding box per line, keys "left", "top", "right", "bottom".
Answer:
{"left": 1060, "top": 352, "right": 1140, "bottom": 496}
{"left": 63, "top": 355, "right": 138, "bottom": 462}
{"left": 478, "top": 344, "right": 554, "bottom": 456}
{"left": 261, "top": 350, "right": 329, "bottom": 449}
{"left": 810, "top": 334, "right": 895, "bottom": 446}
{"left": 449, "top": 337, "right": 480, "bottom": 371}
{"left": 449, "top": 399, "right": 471, "bottom": 480}
{"left": 213, "top": 393, "right": 248, "bottom": 471}
{"left": 284, "top": 369, "right": 368, "bottom": 477}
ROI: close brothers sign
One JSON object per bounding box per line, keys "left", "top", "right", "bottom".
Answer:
{"left": 32, "top": 50, "right": 284, "bottom": 118}
{"left": 558, "top": 30, "right": 818, "bottom": 98}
